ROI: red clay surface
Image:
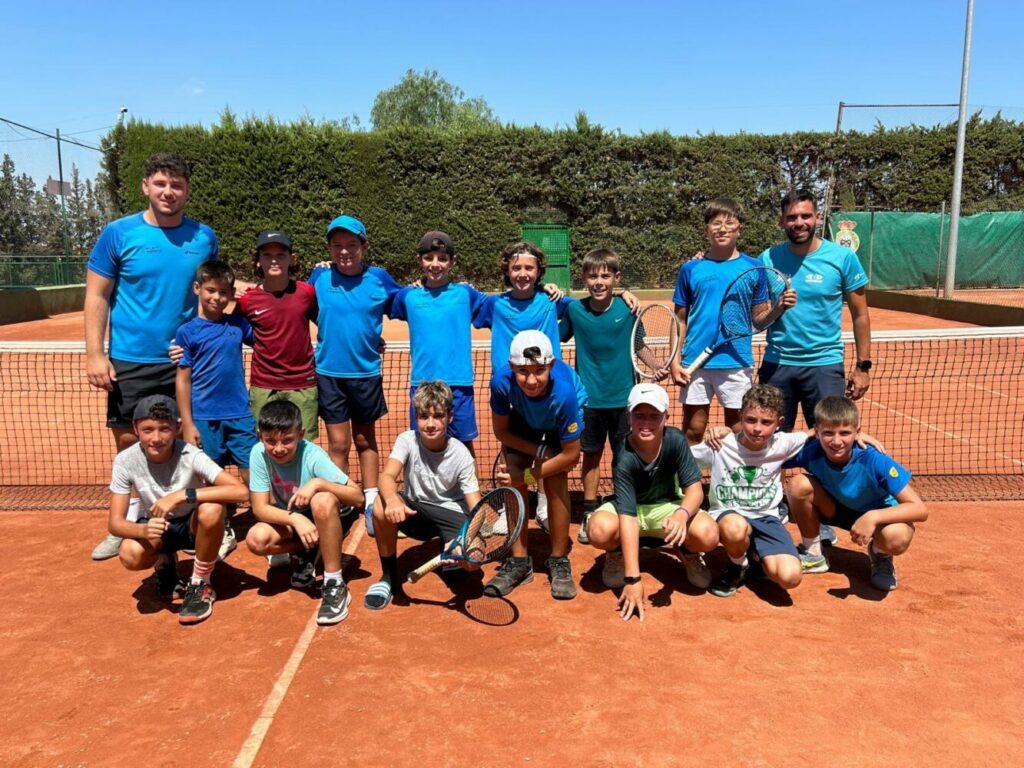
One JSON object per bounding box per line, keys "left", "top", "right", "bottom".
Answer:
{"left": 0, "top": 502, "right": 1021, "bottom": 766}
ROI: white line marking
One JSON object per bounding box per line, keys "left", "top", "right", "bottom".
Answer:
{"left": 233, "top": 520, "right": 367, "bottom": 768}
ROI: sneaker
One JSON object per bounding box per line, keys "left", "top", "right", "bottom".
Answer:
{"left": 820, "top": 523, "right": 838, "bottom": 546}
{"left": 178, "top": 581, "right": 216, "bottom": 625}
{"left": 91, "top": 532, "right": 122, "bottom": 561}
{"left": 218, "top": 524, "right": 238, "bottom": 562}
{"left": 710, "top": 562, "right": 749, "bottom": 598}
{"left": 681, "top": 552, "right": 712, "bottom": 590}
{"left": 798, "top": 544, "right": 830, "bottom": 573}
{"left": 546, "top": 555, "right": 577, "bottom": 600}
{"left": 868, "top": 544, "right": 898, "bottom": 591}
{"left": 483, "top": 556, "right": 534, "bottom": 597}
{"left": 267, "top": 553, "right": 291, "bottom": 568}
{"left": 535, "top": 492, "right": 549, "bottom": 534}
{"left": 317, "top": 579, "right": 352, "bottom": 625}
{"left": 601, "top": 550, "right": 625, "bottom": 588}
{"left": 155, "top": 560, "right": 181, "bottom": 599}
{"left": 576, "top": 511, "right": 592, "bottom": 545}
{"left": 290, "top": 546, "right": 320, "bottom": 589}
{"left": 364, "top": 505, "right": 376, "bottom": 537}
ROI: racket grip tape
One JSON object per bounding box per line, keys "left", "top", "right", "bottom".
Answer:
{"left": 406, "top": 554, "right": 445, "bottom": 583}
{"left": 683, "top": 347, "right": 713, "bottom": 377}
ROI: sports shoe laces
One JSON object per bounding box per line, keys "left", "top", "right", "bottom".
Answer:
{"left": 550, "top": 558, "right": 572, "bottom": 579}
{"left": 873, "top": 553, "right": 895, "bottom": 576}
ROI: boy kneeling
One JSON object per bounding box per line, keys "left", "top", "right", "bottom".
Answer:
{"left": 109, "top": 395, "right": 247, "bottom": 625}
{"left": 786, "top": 396, "right": 928, "bottom": 591}
{"left": 586, "top": 383, "right": 713, "bottom": 622}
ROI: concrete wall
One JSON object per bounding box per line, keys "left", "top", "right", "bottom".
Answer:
{"left": 0, "top": 285, "right": 85, "bottom": 325}
{"left": 866, "top": 289, "right": 1024, "bottom": 326}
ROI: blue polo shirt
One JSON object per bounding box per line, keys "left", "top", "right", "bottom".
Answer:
{"left": 476, "top": 292, "right": 573, "bottom": 372}
{"left": 87, "top": 212, "right": 218, "bottom": 363}
{"left": 489, "top": 360, "right": 587, "bottom": 442}
{"left": 175, "top": 314, "right": 254, "bottom": 421}
{"left": 785, "top": 441, "right": 911, "bottom": 512}
{"left": 309, "top": 265, "right": 402, "bottom": 377}
{"left": 759, "top": 240, "right": 867, "bottom": 366}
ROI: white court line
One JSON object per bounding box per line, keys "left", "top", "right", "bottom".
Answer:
{"left": 232, "top": 519, "right": 367, "bottom": 768}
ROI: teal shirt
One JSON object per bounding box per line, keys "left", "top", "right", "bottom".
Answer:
{"left": 759, "top": 240, "right": 867, "bottom": 366}
{"left": 560, "top": 297, "right": 634, "bottom": 408}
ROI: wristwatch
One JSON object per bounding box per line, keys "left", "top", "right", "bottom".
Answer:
{"left": 855, "top": 360, "right": 873, "bottom": 372}
{"left": 623, "top": 575, "right": 641, "bottom": 585}
{"left": 185, "top": 487, "right": 197, "bottom": 504}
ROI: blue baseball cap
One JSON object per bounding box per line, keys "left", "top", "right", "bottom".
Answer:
{"left": 326, "top": 214, "right": 367, "bottom": 241}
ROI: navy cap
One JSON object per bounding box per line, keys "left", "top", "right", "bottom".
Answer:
{"left": 417, "top": 231, "right": 455, "bottom": 256}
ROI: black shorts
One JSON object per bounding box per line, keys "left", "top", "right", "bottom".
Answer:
{"left": 396, "top": 494, "right": 469, "bottom": 543}
{"left": 317, "top": 373, "right": 387, "bottom": 425}
{"left": 504, "top": 412, "right": 563, "bottom": 460}
{"left": 820, "top": 499, "right": 872, "bottom": 532}
{"left": 283, "top": 504, "right": 358, "bottom": 540}
{"left": 139, "top": 513, "right": 195, "bottom": 555}
{"left": 580, "top": 406, "right": 629, "bottom": 456}
{"left": 107, "top": 359, "right": 177, "bottom": 429}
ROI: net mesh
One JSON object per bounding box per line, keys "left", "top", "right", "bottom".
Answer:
{"left": 1, "top": 328, "right": 1022, "bottom": 509}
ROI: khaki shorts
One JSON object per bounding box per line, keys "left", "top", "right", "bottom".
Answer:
{"left": 597, "top": 499, "right": 682, "bottom": 538}
{"left": 250, "top": 385, "right": 319, "bottom": 438}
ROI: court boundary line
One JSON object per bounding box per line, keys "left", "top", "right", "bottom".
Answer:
{"left": 232, "top": 520, "right": 367, "bottom": 768}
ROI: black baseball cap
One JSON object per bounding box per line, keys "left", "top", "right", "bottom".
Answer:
{"left": 417, "top": 231, "right": 455, "bottom": 256}
{"left": 133, "top": 394, "right": 181, "bottom": 422}
{"left": 255, "top": 230, "right": 293, "bottom": 252}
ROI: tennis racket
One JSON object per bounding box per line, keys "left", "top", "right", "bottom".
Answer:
{"left": 683, "top": 266, "right": 790, "bottom": 376}
{"left": 406, "top": 487, "right": 526, "bottom": 583}
{"left": 631, "top": 304, "right": 680, "bottom": 380}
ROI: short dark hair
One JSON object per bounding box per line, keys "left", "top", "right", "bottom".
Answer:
{"left": 703, "top": 197, "right": 744, "bottom": 224}
{"left": 740, "top": 383, "right": 784, "bottom": 418}
{"left": 580, "top": 248, "right": 621, "bottom": 275}
{"left": 781, "top": 188, "right": 818, "bottom": 214}
{"left": 499, "top": 241, "right": 547, "bottom": 287}
{"left": 195, "top": 259, "right": 235, "bottom": 286}
{"left": 143, "top": 152, "right": 191, "bottom": 182}
{"left": 258, "top": 400, "right": 304, "bottom": 434}
{"left": 135, "top": 400, "right": 175, "bottom": 423}
{"left": 814, "top": 396, "right": 860, "bottom": 428}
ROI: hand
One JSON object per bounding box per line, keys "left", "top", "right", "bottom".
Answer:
{"left": 315, "top": 260, "right": 331, "bottom": 270}
{"left": 662, "top": 510, "right": 690, "bottom": 547}
{"left": 617, "top": 581, "right": 645, "bottom": 622}
{"left": 692, "top": 250, "right": 705, "bottom": 261}
{"left": 494, "top": 461, "right": 513, "bottom": 488}
{"left": 620, "top": 290, "right": 641, "bottom": 314}
{"left": 704, "top": 427, "right": 731, "bottom": 450}
{"left": 288, "top": 480, "right": 319, "bottom": 512}
{"left": 670, "top": 364, "right": 690, "bottom": 388}
{"left": 652, "top": 365, "right": 671, "bottom": 382}
{"left": 410, "top": 278, "right": 423, "bottom": 288}
{"left": 86, "top": 353, "right": 117, "bottom": 391}
{"left": 290, "top": 513, "right": 319, "bottom": 549}
{"left": 182, "top": 423, "right": 202, "bottom": 448}
{"left": 167, "top": 339, "right": 184, "bottom": 365}
{"left": 846, "top": 368, "right": 870, "bottom": 400}
{"left": 542, "top": 283, "right": 565, "bottom": 301}
{"left": 781, "top": 287, "right": 797, "bottom": 309}
{"left": 849, "top": 511, "right": 876, "bottom": 546}
{"left": 856, "top": 431, "right": 887, "bottom": 454}
{"left": 384, "top": 496, "right": 413, "bottom": 525}
{"left": 144, "top": 517, "right": 168, "bottom": 545}
{"left": 149, "top": 490, "right": 185, "bottom": 519}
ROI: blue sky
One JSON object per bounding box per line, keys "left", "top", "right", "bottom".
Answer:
{"left": 3, "top": 0, "right": 1022, "bottom": 187}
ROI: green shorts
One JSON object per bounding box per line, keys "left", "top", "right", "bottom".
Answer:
{"left": 250, "top": 385, "right": 319, "bottom": 439}
{"left": 597, "top": 499, "right": 682, "bottom": 538}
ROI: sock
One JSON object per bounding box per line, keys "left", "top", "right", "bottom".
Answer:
{"left": 729, "top": 553, "right": 749, "bottom": 567}
{"left": 802, "top": 536, "right": 822, "bottom": 556}
{"left": 127, "top": 497, "right": 141, "bottom": 523}
{"left": 582, "top": 499, "right": 599, "bottom": 515}
{"left": 364, "top": 487, "right": 379, "bottom": 509}
{"left": 379, "top": 554, "right": 398, "bottom": 586}
{"left": 191, "top": 558, "right": 215, "bottom": 585}
{"left": 323, "top": 568, "right": 343, "bottom": 586}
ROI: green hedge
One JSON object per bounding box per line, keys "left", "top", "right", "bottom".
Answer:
{"left": 104, "top": 114, "right": 1024, "bottom": 289}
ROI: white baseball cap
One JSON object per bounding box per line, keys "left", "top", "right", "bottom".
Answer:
{"left": 509, "top": 330, "right": 554, "bottom": 365}
{"left": 627, "top": 383, "right": 669, "bottom": 413}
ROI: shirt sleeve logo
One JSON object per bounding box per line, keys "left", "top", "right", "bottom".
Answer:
{"left": 567, "top": 422, "right": 579, "bottom": 434}
{"left": 889, "top": 466, "right": 899, "bottom": 478}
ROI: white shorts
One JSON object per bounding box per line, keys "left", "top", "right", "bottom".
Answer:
{"left": 680, "top": 367, "right": 753, "bottom": 408}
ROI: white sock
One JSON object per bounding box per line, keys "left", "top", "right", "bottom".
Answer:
{"left": 323, "top": 569, "right": 343, "bottom": 586}
{"left": 729, "top": 554, "right": 748, "bottom": 567}
{"left": 801, "top": 536, "right": 822, "bottom": 556}
{"left": 364, "top": 487, "right": 379, "bottom": 510}
{"left": 126, "top": 497, "right": 141, "bottom": 523}
{"left": 536, "top": 491, "right": 548, "bottom": 520}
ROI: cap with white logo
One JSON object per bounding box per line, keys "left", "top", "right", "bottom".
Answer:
{"left": 627, "top": 383, "right": 669, "bottom": 413}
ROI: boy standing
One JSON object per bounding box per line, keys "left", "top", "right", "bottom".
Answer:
{"left": 109, "top": 395, "right": 247, "bottom": 625}
{"left": 785, "top": 397, "right": 927, "bottom": 591}
{"left": 585, "top": 383, "right": 713, "bottom": 622}
{"left": 364, "top": 381, "right": 481, "bottom": 610}
{"left": 558, "top": 249, "right": 635, "bottom": 543}
{"left": 245, "top": 401, "right": 365, "bottom": 625}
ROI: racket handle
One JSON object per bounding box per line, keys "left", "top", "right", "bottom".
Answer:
{"left": 406, "top": 554, "right": 445, "bottom": 583}
{"left": 683, "top": 347, "right": 713, "bottom": 377}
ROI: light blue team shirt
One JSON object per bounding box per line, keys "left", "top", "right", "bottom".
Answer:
{"left": 785, "top": 441, "right": 911, "bottom": 513}
{"left": 249, "top": 439, "right": 349, "bottom": 511}
{"left": 175, "top": 314, "right": 254, "bottom": 421}
{"left": 87, "top": 212, "right": 218, "bottom": 363}
{"left": 759, "top": 240, "right": 868, "bottom": 366}
{"left": 308, "top": 265, "right": 402, "bottom": 377}
{"left": 489, "top": 360, "right": 588, "bottom": 442}
{"left": 476, "top": 292, "right": 573, "bottom": 372}
{"left": 673, "top": 254, "right": 761, "bottom": 369}
{"left": 389, "top": 282, "right": 488, "bottom": 387}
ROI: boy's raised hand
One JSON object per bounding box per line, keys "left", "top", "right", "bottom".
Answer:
{"left": 856, "top": 431, "right": 887, "bottom": 454}
{"left": 620, "top": 289, "right": 641, "bottom": 314}
{"left": 542, "top": 283, "right": 565, "bottom": 301}
{"left": 617, "top": 581, "right": 645, "bottom": 622}
{"left": 167, "top": 339, "right": 184, "bottom": 365}
{"left": 704, "top": 426, "right": 732, "bottom": 451}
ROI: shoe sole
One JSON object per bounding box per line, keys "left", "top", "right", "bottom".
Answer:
{"left": 550, "top": 583, "right": 577, "bottom": 600}
{"left": 709, "top": 587, "right": 738, "bottom": 598}
{"left": 801, "top": 562, "right": 830, "bottom": 574}
{"left": 317, "top": 589, "right": 353, "bottom": 625}
{"left": 483, "top": 571, "right": 534, "bottom": 598}
{"left": 179, "top": 593, "right": 215, "bottom": 625}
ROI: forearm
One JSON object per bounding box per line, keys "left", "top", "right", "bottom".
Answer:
{"left": 84, "top": 292, "right": 110, "bottom": 358}
{"left": 619, "top": 515, "right": 641, "bottom": 576}
{"left": 176, "top": 369, "right": 194, "bottom": 427}
{"left": 679, "top": 483, "right": 704, "bottom": 517}
{"left": 311, "top": 478, "right": 364, "bottom": 507}
{"left": 108, "top": 514, "right": 147, "bottom": 540}
{"left": 252, "top": 499, "right": 300, "bottom": 527}
{"left": 535, "top": 444, "right": 580, "bottom": 479}
{"left": 494, "top": 423, "right": 538, "bottom": 456}
{"left": 868, "top": 502, "right": 928, "bottom": 527}
{"left": 196, "top": 482, "right": 248, "bottom": 506}
{"left": 379, "top": 472, "right": 402, "bottom": 505}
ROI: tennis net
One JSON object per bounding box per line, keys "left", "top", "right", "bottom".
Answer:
{"left": 1, "top": 328, "right": 1022, "bottom": 510}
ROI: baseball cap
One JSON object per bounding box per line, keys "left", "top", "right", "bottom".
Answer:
{"left": 326, "top": 214, "right": 367, "bottom": 241}
{"left": 509, "top": 330, "right": 554, "bottom": 366}
{"left": 133, "top": 394, "right": 181, "bottom": 422}
{"left": 417, "top": 231, "right": 455, "bottom": 257}
{"left": 627, "top": 383, "right": 669, "bottom": 413}
{"left": 255, "top": 230, "right": 293, "bottom": 252}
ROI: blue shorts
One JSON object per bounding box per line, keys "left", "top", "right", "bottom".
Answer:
{"left": 196, "top": 416, "right": 257, "bottom": 469}
{"left": 317, "top": 374, "right": 388, "bottom": 425}
{"left": 719, "top": 512, "right": 799, "bottom": 559}
{"left": 757, "top": 362, "right": 845, "bottom": 430}
{"left": 409, "top": 385, "right": 479, "bottom": 442}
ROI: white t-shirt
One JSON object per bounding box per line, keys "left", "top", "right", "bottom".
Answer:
{"left": 110, "top": 441, "right": 223, "bottom": 519}
{"left": 389, "top": 430, "right": 479, "bottom": 514}
{"left": 690, "top": 432, "right": 807, "bottom": 520}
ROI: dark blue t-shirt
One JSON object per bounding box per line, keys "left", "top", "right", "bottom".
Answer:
{"left": 176, "top": 314, "right": 253, "bottom": 421}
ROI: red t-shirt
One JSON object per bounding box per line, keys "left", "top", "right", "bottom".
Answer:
{"left": 236, "top": 281, "right": 318, "bottom": 390}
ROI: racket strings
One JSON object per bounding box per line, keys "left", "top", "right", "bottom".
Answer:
{"left": 632, "top": 305, "right": 677, "bottom": 376}
{"left": 720, "top": 268, "right": 789, "bottom": 337}
{"left": 462, "top": 489, "right": 523, "bottom": 562}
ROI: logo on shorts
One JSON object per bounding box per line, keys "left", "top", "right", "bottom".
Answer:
{"left": 567, "top": 422, "right": 579, "bottom": 434}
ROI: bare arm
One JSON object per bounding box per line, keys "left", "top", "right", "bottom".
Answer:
{"left": 849, "top": 484, "right": 927, "bottom": 546}
{"left": 846, "top": 287, "right": 871, "bottom": 400}
{"left": 670, "top": 305, "right": 691, "bottom": 386}
{"left": 85, "top": 270, "right": 116, "bottom": 390}
{"left": 176, "top": 366, "right": 200, "bottom": 447}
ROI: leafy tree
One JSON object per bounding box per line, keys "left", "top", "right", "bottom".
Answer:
{"left": 370, "top": 69, "right": 498, "bottom": 130}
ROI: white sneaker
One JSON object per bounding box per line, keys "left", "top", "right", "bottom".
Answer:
{"left": 535, "top": 491, "right": 549, "bottom": 533}
{"left": 91, "top": 532, "right": 122, "bottom": 561}
{"left": 218, "top": 525, "right": 238, "bottom": 562}
{"left": 602, "top": 550, "right": 625, "bottom": 588}
{"left": 681, "top": 552, "right": 711, "bottom": 590}
{"left": 267, "top": 553, "right": 291, "bottom": 568}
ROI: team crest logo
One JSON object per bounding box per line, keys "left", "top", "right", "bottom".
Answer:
{"left": 889, "top": 466, "right": 899, "bottom": 478}
{"left": 835, "top": 220, "right": 861, "bottom": 252}
{"left": 568, "top": 422, "right": 579, "bottom": 434}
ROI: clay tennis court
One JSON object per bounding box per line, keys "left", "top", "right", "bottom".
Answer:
{"left": 1, "top": 302, "right": 1022, "bottom": 766}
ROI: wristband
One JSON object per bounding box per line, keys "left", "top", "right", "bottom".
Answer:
{"left": 523, "top": 467, "right": 536, "bottom": 485}
{"left": 676, "top": 506, "right": 692, "bottom": 522}
{"left": 623, "top": 575, "right": 641, "bottom": 585}
{"left": 536, "top": 444, "right": 547, "bottom": 460}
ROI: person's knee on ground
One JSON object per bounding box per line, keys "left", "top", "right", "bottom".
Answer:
{"left": 764, "top": 554, "right": 802, "bottom": 590}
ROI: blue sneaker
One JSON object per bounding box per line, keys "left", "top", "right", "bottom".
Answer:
{"left": 820, "top": 523, "right": 838, "bottom": 546}
{"left": 798, "top": 545, "right": 829, "bottom": 574}
{"left": 868, "top": 544, "right": 898, "bottom": 591}
{"left": 364, "top": 505, "right": 376, "bottom": 537}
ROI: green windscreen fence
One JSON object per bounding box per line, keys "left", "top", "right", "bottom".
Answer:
{"left": 829, "top": 211, "right": 1024, "bottom": 290}
{"left": 520, "top": 224, "right": 571, "bottom": 290}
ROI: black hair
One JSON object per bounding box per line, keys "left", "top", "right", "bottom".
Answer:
{"left": 258, "top": 400, "right": 304, "bottom": 434}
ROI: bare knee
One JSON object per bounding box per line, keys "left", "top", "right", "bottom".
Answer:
{"left": 118, "top": 539, "right": 153, "bottom": 570}
{"left": 587, "top": 512, "right": 620, "bottom": 550}
{"left": 767, "top": 557, "right": 803, "bottom": 590}
{"left": 311, "top": 491, "right": 340, "bottom": 522}
{"left": 787, "top": 474, "right": 813, "bottom": 503}
{"left": 195, "top": 502, "right": 225, "bottom": 531}
{"left": 717, "top": 515, "right": 750, "bottom": 546}
{"left": 246, "top": 524, "right": 275, "bottom": 555}
{"left": 352, "top": 425, "right": 377, "bottom": 452}
{"left": 877, "top": 524, "right": 914, "bottom": 555}
{"left": 686, "top": 514, "right": 719, "bottom": 552}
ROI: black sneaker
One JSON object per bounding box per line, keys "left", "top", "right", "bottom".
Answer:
{"left": 709, "top": 562, "right": 749, "bottom": 598}
{"left": 317, "top": 579, "right": 352, "bottom": 625}
{"left": 546, "top": 556, "right": 577, "bottom": 600}
{"left": 155, "top": 560, "right": 181, "bottom": 599}
{"left": 290, "top": 546, "right": 319, "bottom": 590}
{"left": 483, "top": 556, "right": 534, "bottom": 597}
{"left": 178, "top": 581, "right": 216, "bottom": 625}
